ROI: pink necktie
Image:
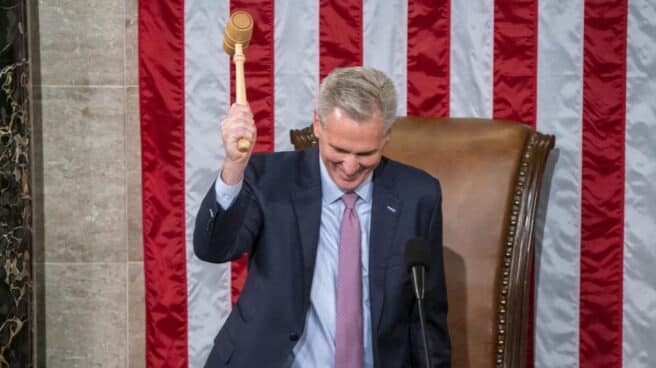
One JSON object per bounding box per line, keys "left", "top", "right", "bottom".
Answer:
{"left": 335, "top": 192, "right": 364, "bottom": 368}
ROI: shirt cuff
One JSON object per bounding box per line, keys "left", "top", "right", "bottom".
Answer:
{"left": 214, "top": 174, "right": 243, "bottom": 209}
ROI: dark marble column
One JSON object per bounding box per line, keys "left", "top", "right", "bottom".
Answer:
{"left": 0, "top": 0, "right": 32, "bottom": 367}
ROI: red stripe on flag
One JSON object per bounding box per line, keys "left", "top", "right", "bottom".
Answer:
{"left": 493, "top": 0, "right": 538, "bottom": 128}
{"left": 319, "top": 0, "right": 363, "bottom": 80}
{"left": 407, "top": 0, "right": 450, "bottom": 117}
{"left": 139, "top": 1, "right": 187, "bottom": 366}
{"left": 580, "top": 1, "right": 627, "bottom": 366}
{"left": 229, "top": 0, "right": 275, "bottom": 305}
{"left": 493, "top": 2, "right": 538, "bottom": 365}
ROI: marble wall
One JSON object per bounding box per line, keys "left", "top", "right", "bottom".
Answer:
{"left": 0, "top": 1, "right": 32, "bottom": 366}
{"left": 31, "top": 0, "right": 144, "bottom": 366}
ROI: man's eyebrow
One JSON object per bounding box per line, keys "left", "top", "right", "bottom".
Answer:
{"left": 329, "top": 143, "right": 376, "bottom": 155}
{"left": 329, "top": 143, "right": 348, "bottom": 152}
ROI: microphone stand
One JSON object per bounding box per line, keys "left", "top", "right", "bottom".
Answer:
{"left": 411, "top": 266, "right": 432, "bottom": 367}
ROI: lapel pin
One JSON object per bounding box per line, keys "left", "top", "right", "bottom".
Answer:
{"left": 386, "top": 205, "right": 397, "bottom": 213}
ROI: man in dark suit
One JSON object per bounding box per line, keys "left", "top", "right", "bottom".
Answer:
{"left": 194, "top": 67, "right": 451, "bottom": 367}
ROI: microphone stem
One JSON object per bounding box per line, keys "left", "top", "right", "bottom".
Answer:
{"left": 412, "top": 267, "right": 431, "bottom": 367}
{"left": 416, "top": 298, "right": 432, "bottom": 367}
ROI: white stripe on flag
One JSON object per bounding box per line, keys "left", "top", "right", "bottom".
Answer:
{"left": 534, "top": 0, "right": 584, "bottom": 367}
{"left": 363, "top": 0, "right": 408, "bottom": 116}
{"left": 274, "top": 0, "right": 319, "bottom": 152}
{"left": 623, "top": 1, "right": 656, "bottom": 367}
{"left": 185, "top": 1, "right": 232, "bottom": 367}
{"left": 449, "top": 0, "right": 493, "bottom": 118}
{"left": 171, "top": 3, "right": 656, "bottom": 367}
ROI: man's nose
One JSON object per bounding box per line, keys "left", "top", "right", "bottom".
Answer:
{"left": 342, "top": 156, "right": 360, "bottom": 175}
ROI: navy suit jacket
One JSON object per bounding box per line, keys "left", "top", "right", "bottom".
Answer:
{"left": 194, "top": 145, "right": 451, "bottom": 367}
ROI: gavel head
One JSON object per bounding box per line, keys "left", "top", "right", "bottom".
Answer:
{"left": 223, "top": 11, "right": 254, "bottom": 55}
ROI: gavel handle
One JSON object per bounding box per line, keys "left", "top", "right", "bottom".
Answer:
{"left": 234, "top": 43, "right": 251, "bottom": 153}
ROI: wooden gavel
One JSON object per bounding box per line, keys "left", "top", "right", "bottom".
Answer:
{"left": 223, "top": 11, "right": 254, "bottom": 153}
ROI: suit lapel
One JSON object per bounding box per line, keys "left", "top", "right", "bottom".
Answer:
{"left": 368, "top": 158, "right": 401, "bottom": 338}
{"left": 290, "top": 146, "right": 322, "bottom": 310}
{"left": 290, "top": 150, "right": 401, "bottom": 342}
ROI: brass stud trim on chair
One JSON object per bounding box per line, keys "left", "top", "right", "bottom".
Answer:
{"left": 495, "top": 132, "right": 554, "bottom": 368}
{"left": 495, "top": 134, "right": 539, "bottom": 368}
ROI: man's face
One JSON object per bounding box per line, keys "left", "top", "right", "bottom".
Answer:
{"left": 313, "top": 108, "right": 389, "bottom": 192}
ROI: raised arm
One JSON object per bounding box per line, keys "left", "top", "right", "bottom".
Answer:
{"left": 193, "top": 103, "right": 261, "bottom": 263}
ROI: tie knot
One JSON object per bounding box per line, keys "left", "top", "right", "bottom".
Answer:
{"left": 342, "top": 192, "right": 358, "bottom": 210}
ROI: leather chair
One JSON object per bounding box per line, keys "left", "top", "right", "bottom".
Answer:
{"left": 290, "top": 117, "right": 555, "bottom": 367}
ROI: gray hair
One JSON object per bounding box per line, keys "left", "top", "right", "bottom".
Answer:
{"left": 317, "top": 67, "right": 397, "bottom": 133}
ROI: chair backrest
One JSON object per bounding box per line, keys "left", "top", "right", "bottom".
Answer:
{"left": 290, "top": 117, "right": 555, "bottom": 367}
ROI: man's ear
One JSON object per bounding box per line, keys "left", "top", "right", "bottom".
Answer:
{"left": 312, "top": 111, "right": 321, "bottom": 139}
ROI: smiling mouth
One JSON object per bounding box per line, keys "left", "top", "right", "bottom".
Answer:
{"left": 339, "top": 171, "right": 360, "bottom": 180}
{"left": 339, "top": 167, "right": 362, "bottom": 178}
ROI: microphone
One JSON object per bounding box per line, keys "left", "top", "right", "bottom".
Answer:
{"left": 405, "top": 238, "right": 432, "bottom": 367}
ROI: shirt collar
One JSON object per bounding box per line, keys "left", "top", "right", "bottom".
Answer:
{"left": 319, "top": 155, "right": 373, "bottom": 205}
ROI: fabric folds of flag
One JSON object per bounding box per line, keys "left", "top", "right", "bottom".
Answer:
{"left": 138, "top": 0, "right": 656, "bottom": 367}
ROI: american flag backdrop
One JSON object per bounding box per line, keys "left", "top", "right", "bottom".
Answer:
{"left": 138, "top": 0, "right": 656, "bottom": 367}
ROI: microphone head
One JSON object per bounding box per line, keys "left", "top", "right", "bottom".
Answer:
{"left": 404, "top": 238, "right": 431, "bottom": 271}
